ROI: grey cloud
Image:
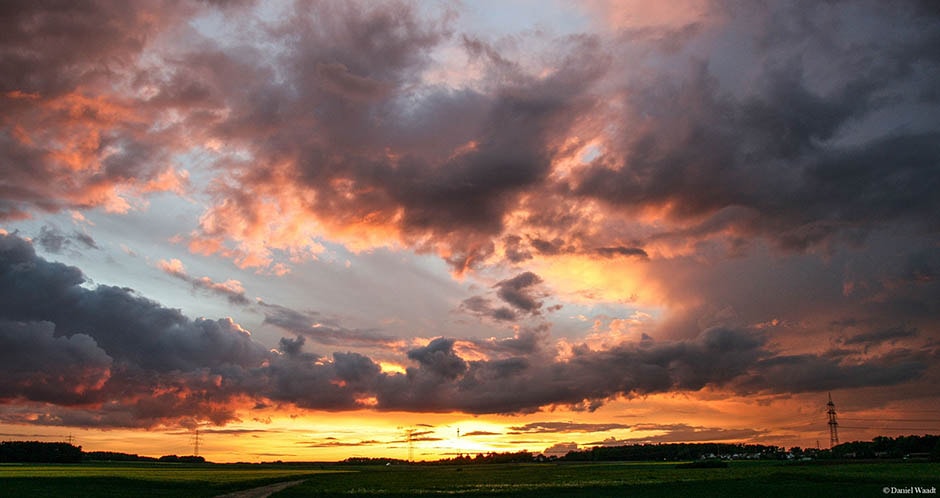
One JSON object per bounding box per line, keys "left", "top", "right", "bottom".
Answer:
{"left": 377, "top": 327, "right": 766, "bottom": 414}
{"left": 158, "top": 259, "right": 250, "bottom": 306}
{"left": 0, "top": 231, "right": 933, "bottom": 426}
{"left": 462, "top": 326, "right": 549, "bottom": 359}
{"left": 315, "top": 62, "right": 391, "bottom": 101}
{"left": 0, "top": 233, "right": 366, "bottom": 424}
{"left": 571, "top": 5, "right": 940, "bottom": 253}
{"left": 459, "top": 272, "right": 549, "bottom": 322}
{"left": 502, "top": 235, "right": 532, "bottom": 263}
{"left": 458, "top": 295, "right": 517, "bottom": 322}
{"left": 740, "top": 351, "right": 928, "bottom": 393}
{"left": 530, "top": 238, "right": 566, "bottom": 256}
{"left": 590, "top": 424, "right": 765, "bottom": 445}
{"left": 542, "top": 441, "right": 578, "bottom": 457}
{"left": 260, "top": 301, "right": 400, "bottom": 347}
{"left": 304, "top": 439, "right": 383, "bottom": 448}
{"left": 843, "top": 326, "right": 918, "bottom": 346}
{"left": 462, "top": 430, "right": 500, "bottom": 437}
{"left": 406, "top": 338, "right": 467, "bottom": 380}
{"left": 495, "top": 272, "right": 544, "bottom": 312}
{"left": 333, "top": 351, "right": 382, "bottom": 384}
{"left": 595, "top": 246, "right": 648, "bottom": 259}
{"left": 509, "top": 422, "right": 632, "bottom": 434}
{"left": 0, "top": 320, "right": 112, "bottom": 405}
{"left": 35, "top": 225, "right": 98, "bottom": 254}
{"left": 278, "top": 336, "right": 306, "bottom": 356}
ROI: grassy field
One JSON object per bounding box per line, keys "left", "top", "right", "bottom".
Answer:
{"left": 1, "top": 460, "right": 936, "bottom": 497}
{"left": 274, "top": 460, "right": 940, "bottom": 498}
{"left": 0, "top": 461, "right": 346, "bottom": 497}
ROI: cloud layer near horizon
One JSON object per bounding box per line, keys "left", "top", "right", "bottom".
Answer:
{"left": 0, "top": 233, "right": 933, "bottom": 427}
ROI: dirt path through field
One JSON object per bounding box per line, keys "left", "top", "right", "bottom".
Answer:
{"left": 214, "top": 479, "right": 307, "bottom": 498}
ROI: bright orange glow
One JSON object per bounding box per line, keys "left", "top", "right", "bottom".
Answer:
{"left": 528, "top": 254, "right": 663, "bottom": 306}
{"left": 0, "top": 391, "right": 858, "bottom": 462}
{"left": 378, "top": 362, "right": 407, "bottom": 375}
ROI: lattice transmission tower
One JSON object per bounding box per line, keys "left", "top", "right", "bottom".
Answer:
{"left": 827, "top": 392, "right": 839, "bottom": 448}
{"left": 192, "top": 428, "right": 201, "bottom": 457}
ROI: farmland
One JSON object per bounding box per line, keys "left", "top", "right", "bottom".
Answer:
{"left": 273, "top": 461, "right": 939, "bottom": 497}
{"left": 1, "top": 460, "right": 937, "bottom": 497}
{"left": 0, "top": 462, "right": 346, "bottom": 497}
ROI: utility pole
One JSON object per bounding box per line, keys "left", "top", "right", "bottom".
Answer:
{"left": 193, "top": 428, "right": 201, "bottom": 457}
{"left": 827, "top": 393, "right": 839, "bottom": 448}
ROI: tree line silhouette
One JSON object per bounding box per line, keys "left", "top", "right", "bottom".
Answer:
{"left": 0, "top": 441, "right": 203, "bottom": 464}
{"left": 3, "top": 434, "right": 937, "bottom": 464}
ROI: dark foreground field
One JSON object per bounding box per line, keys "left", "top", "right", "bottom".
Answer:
{"left": 272, "top": 461, "right": 939, "bottom": 498}
{"left": 1, "top": 460, "right": 937, "bottom": 497}
{"left": 0, "top": 462, "right": 345, "bottom": 497}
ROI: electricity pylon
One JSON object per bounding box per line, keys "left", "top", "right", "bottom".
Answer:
{"left": 827, "top": 392, "right": 839, "bottom": 448}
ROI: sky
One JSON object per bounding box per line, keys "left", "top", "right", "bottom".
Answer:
{"left": 1, "top": 0, "right": 939, "bottom": 462}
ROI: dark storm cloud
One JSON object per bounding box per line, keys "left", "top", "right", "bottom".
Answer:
{"left": 0, "top": 320, "right": 112, "bottom": 405}
{"left": 0, "top": 232, "right": 378, "bottom": 425}
{"left": 740, "top": 351, "right": 928, "bottom": 394}
{"left": 278, "top": 336, "right": 307, "bottom": 357}
{"left": 34, "top": 225, "right": 98, "bottom": 254}
{"left": 385, "top": 325, "right": 936, "bottom": 414}
{"left": 406, "top": 338, "right": 468, "bottom": 380}
{"left": 0, "top": 233, "right": 933, "bottom": 424}
{"left": 571, "top": 3, "right": 940, "bottom": 253}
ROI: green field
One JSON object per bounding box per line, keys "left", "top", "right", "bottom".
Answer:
{"left": 0, "top": 462, "right": 346, "bottom": 497}
{"left": 1, "top": 461, "right": 937, "bottom": 498}
{"left": 275, "top": 461, "right": 939, "bottom": 498}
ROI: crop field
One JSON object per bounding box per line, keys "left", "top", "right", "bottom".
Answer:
{"left": 275, "top": 461, "right": 939, "bottom": 498}
{"left": 1, "top": 461, "right": 937, "bottom": 497}
{"left": 0, "top": 462, "right": 346, "bottom": 497}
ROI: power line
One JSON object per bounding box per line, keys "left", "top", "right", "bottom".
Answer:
{"left": 839, "top": 426, "right": 940, "bottom": 432}
{"left": 883, "top": 409, "right": 940, "bottom": 414}
{"left": 839, "top": 418, "right": 939, "bottom": 423}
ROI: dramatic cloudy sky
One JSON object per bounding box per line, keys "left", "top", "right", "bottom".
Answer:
{"left": 1, "top": 0, "right": 939, "bottom": 461}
